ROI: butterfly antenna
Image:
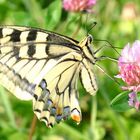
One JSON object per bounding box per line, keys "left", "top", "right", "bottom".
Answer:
{"left": 87, "top": 21, "right": 97, "bottom": 35}
{"left": 95, "top": 64, "right": 120, "bottom": 85}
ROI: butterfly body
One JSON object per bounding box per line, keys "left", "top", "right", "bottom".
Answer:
{"left": 0, "top": 26, "right": 98, "bottom": 127}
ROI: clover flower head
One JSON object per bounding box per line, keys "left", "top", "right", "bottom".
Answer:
{"left": 135, "top": 101, "right": 140, "bottom": 110}
{"left": 117, "top": 40, "right": 140, "bottom": 110}
{"left": 63, "top": 0, "right": 96, "bottom": 12}
{"left": 128, "top": 92, "right": 136, "bottom": 106}
{"left": 117, "top": 40, "right": 140, "bottom": 92}
{"left": 128, "top": 92, "right": 140, "bottom": 110}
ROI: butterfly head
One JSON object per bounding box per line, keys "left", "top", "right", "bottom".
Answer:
{"left": 86, "top": 34, "right": 93, "bottom": 45}
{"left": 79, "top": 34, "right": 96, "bottom": 65}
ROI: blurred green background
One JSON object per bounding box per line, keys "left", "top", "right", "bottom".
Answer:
{"left": 0, "top": 0, "right": 140, "bottom": 140}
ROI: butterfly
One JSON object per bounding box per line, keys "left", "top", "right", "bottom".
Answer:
{"left": 0, "top": 25, "right": 98, "bottom": 127}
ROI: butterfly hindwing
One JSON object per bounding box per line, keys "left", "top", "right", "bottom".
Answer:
{"left": 33, "top": 52, "right": 82, "bottom": 126}
{"left": 80, "top": 59, "right": 98, "bottom": 95}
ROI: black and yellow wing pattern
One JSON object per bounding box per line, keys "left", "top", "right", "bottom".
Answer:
{"left": 0, "top": 26, "right": 98, "bottom": 127}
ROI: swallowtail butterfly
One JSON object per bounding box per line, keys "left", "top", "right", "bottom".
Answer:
{"left": 0, "top": 26, "right": 98, "bottom": 127}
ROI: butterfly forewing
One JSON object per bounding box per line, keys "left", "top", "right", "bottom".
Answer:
{"left": 0, "top": 26, "right": 98, "bottom": 127}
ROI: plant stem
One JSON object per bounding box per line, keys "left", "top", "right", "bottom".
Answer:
{"left": 28, "top": 115, "right": 37, "bottom": 140}
{"left": 90, "top": 96, "right": 97, "bottom": 140}
{"left": 22, "top": 0, "right": 45, "bottom": 27}
{"left": 72, "top": 15, "right": 82, "bottom": 38}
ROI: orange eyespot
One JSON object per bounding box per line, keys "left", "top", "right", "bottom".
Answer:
{"left": 71, "top": 114, "right": 81, "bottom": 123}
{"left": 71, "top": 109, "right": 81, "bottom": 124}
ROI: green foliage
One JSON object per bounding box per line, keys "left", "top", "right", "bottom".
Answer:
{"left": 45, "top": 0, "right": 62, "bottom": 30}
{"left": 0, "top": 0, "right": 140, "bottom": 140}
{"left": 111, "top": 91, "right": 131, "bottom": 112}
